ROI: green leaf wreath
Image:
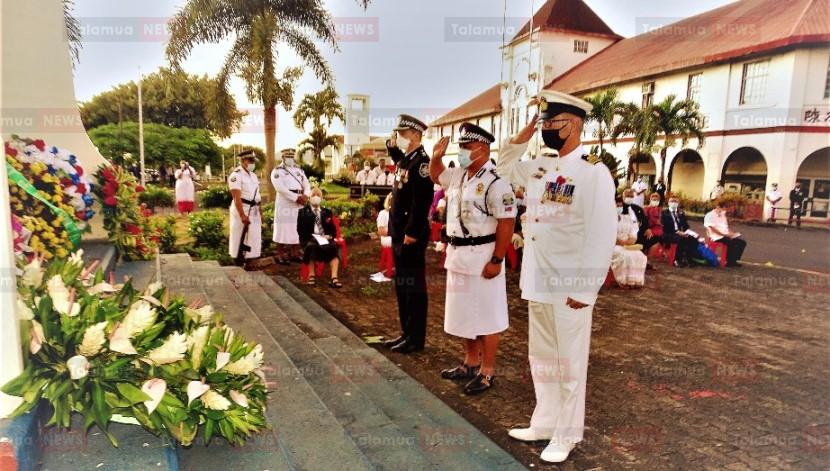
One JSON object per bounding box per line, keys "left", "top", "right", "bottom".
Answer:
{"left": 3, "top": 252, "right": 269, "bottom": 447}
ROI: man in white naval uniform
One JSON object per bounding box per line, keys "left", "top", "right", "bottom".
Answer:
{"left": 228, "top": 150, "right": 262, "bottom": 262}
{"left": 497, "top": 91, "right": 617, "bottom": 463}
{"left": 271, "top": 148, "right": 310, "bottom": 264}
{"left": 430, "top": 122, "right": 515, "bottom": 396}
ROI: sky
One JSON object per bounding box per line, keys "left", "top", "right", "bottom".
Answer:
{"left": 72, "top": 0, "right": 732, "bottom": 151}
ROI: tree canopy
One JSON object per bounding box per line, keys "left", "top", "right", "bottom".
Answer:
{"left": 88, "top": 122, "right": 223, "bottom": 169}
{"left": 79, "top": 67, "right": 245, "bottom": 138}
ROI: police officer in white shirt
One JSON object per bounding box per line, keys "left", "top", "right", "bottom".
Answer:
{"left": 631, "top": 175, "right": 648, "bottom": 207}
{"left": 271, "top": 148, "right": 310, "bottom": 264}
{"left": 365, "top": 164, "right": 378, "bottom": 186}
{"left": 497, "top": 91, "right": 617, "bottom": 463}
{"left": 356, "top": 163, "right": 371, "bottom": 185}
{"left": 430, "top": 123, "right": 515, "bottom": 396}
{"left": 228, "top": 150, "right": 262, "bottom": 262}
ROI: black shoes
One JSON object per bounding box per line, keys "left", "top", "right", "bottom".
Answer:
{"left": 390, "top": 340, "right": 424, "bottom": 354}
{"left": 463, "top": 374, "right": 495, "bottom": 395}
{"left": 441, "top": 364, "right": 480, "bottom": 381}
{"left": 726, "top": 261, "right": 742, "bottom": 267}
{"left": 383, "top": 335, "right": 405, "bottom": 348}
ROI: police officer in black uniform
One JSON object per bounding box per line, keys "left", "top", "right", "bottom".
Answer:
{"left": 384, "top": 114, "right": 433, "bottom": 354}
{"left": 788, "top": 181, "right": 806, "bottom": 228}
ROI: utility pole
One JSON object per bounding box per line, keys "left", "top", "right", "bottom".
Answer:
{"left": 138, "top": 67, "right": 146, "bottom": 186}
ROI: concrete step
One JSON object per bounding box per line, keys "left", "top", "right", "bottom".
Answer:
{"left": 113, "top": 260, "right": 157, "bottom": 292}
{"left": 39, "top": 415, "right": 176, "bottom": 471}
{"left": 271, "top": 276, "right": 525, "bottom": 470}
{"left": 224, "top": 268, "right": 435, "bottom": 470}
{"left": 174, "top": 261, "right": 369, "bottom": 471}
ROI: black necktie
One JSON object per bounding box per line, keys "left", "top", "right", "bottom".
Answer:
{"left": 672, "top": 211, "right": 679, "bottom": 230}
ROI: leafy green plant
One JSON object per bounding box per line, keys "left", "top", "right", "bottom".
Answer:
{"left": 139, "top": 185, "right": 175, "bottom": 209}
{"left": 188, "top": 211, "right": 226, "bottom": 247}
{"left": 199, "top": 186, "right": 232, "bottom": 209}
{"left": 188, "top": 245, "right": 233, "bottom": 266}
{"left": 151, "top": 215, "right": 178, "bottom": 253}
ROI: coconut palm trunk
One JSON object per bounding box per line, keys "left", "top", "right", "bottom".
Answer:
{"left": 263, "top": 104, "right": 277, "bottom": 198}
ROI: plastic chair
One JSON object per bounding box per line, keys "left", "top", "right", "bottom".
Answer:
{"left": 705, "top": 239, "right": 728, "bottom": 268}
{"left": 332, "top": 215, "right": 348, "bottom": 269}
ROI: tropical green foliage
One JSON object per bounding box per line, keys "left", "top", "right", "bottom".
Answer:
{"left": 189, "top": 211, "right": 226, "bottom": 247}
{"left": 584, "top": 88, "right": 625, "bottom": 155}
{"left": 80, "top": 68, "right": 244, "bottom": 138}
{"left": 139, "top": 185, "right": 175, "bottom": 209}
{"left": 150, "top": 215, "right": 178, "bottom": 253}
{"left": 88, "top": 122, "right": 222, "bottom": 169}
{"left": 199, "top": 186, "right": 233, "bottom": 209}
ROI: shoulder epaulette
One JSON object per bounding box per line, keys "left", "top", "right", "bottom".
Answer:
{"left": 582, "top": 154, "right": 601, "bottom": 165}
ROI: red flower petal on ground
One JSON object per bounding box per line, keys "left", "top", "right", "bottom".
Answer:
{"left": 32, "top": 140, "right": 45, "bottom": 151}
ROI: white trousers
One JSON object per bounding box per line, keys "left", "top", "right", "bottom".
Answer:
{"left": 528, "top": 299, "right": 593, "bottom": 447}
{"left": 228, "top": 205, "right": 262, "bottom": 259}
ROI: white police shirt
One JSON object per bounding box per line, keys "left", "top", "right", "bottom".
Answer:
{"left": 496, "top": 142, "right": 617, "bottom": 306}
{"left": 438, "top": 161, "right": 515, "bottom": 276}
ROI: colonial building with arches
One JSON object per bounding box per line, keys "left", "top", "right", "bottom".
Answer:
{"left": 430, "top": 0, "right": 829, "bottom": 221}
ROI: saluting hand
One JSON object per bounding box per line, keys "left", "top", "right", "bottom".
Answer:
{"left": 433, "top": 136, "right": 450, "bottom": 160}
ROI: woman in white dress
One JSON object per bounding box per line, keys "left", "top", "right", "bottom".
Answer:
{"left": 611, "top": 197, "right": 648, "bottom": 287}
{"left": 174, "top": 160, "right": 197, "bottom": 214}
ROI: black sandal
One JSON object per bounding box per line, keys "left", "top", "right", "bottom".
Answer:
{"left": 329, "top": 278, "right": 343, "bottom": 288}
{"left": 441, "top": 364, "right": 480, "bottom": 381}
{"left": 463, "top": 373, "right": 495, "bottom": 395}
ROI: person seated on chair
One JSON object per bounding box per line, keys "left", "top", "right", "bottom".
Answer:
{"left": 611, "top": 196, "right": 647, "bottom": 287}
{"left": 704, "top": 200, "right": 747, "bottom": 267}
{"left": 297, "top": 187, "right": 343, "bottom": 287}
{"left": 661, "top": 195, "right": 700, "bottom": 267}
{"left": 642, "top": 192, "right": 665, "bottom": 256}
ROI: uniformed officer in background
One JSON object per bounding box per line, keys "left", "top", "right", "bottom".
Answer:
{"left": 271, "top": 148, "right": 311, "bottom": 264}
{"left": 497, "top": 91, "right": 617, "bottom": 463}
{"left": 430, "top": 123, "right": 515, "bottom": 395}
{"left": 383, "top": 114, "right": 433, "bottom": 354}
{"left": 228, "top": 149, "right": 262, "bottom": 264}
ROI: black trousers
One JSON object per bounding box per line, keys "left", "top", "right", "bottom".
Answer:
{"left": 719, "top": 237, "right": 747, "bottom": 264}
{"left": 664, "top": 234, "right": 699, "bottom": 263}
{"left": 788, "top": 204, "right": 802, "bottom": 227}
{"left": 392, "top": 240, "right": 428, "bottom": 347}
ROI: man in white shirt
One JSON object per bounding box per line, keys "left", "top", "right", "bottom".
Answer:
{"left": 356, "top": 163, "right": 372, "bottom": 185}
{"left": 497, "top": 91, "right": 617, "bottom": 463}
{"left": 704, "top": 200, "right": 747, "bottom": 267}
{"left": 765, "top": 183, "right": 782, "bottom": 222}
{"left": 364, "top": 164, "right": 378, "bottom": 186}
{"left": 631, "top": 175, "right": 648, "bottom": 207}
{"left": 430, "top": 122, "right": 515, "bottom": 396}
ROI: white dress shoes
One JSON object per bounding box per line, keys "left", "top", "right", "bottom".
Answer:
{"left": 540, "top": 442, "right": 574, "bottom": 463}
{"left": 507, "top": 427, "right": 553, "bottom": 442}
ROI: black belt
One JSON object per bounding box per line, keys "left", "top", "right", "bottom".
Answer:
{"left": 241, "top": 198, "right": 260, "bottom": 206}
{"left": 447, "top": 234, "right": 496, "bottom": 247}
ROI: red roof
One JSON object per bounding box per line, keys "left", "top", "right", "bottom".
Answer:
{"left": 549, "top": 0, "right": 830, "bottom": 94}
{"left": 511, "top": 0, "right": 621, "bottom": 43}
{"left": 431, "top": 84, "right": 501, "bottom": 127}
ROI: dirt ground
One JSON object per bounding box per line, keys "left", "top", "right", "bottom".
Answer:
{"left": 264, "top": 237, "right": 830, "bottom": 470}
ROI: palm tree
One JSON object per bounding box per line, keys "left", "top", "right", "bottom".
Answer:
{"left": 650, "top": 95, "right": 706, "bottom": 185}
{"left": 612, "top": 96, "right": 705, "bottom": 185}
{"left": 166, "top": 1, "right": 339, "bottom": 199}
{"left": 293, "top": 87, "right": 345, "bottom": 171}
{"left": 584, "top": 88, "right": 624, "bottom": 155}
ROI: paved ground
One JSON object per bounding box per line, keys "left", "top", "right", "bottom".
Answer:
{"left": 686, "top": 220, "right": 830, "bottom": 274}
{"left": 279, "top": 237, "right": 830, "bottom": 470}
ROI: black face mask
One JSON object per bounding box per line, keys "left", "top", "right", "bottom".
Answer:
{"left": 541, "top": 128, "right": 570, "bottom": 151}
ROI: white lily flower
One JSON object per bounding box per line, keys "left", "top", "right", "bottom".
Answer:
{"left": 229, "top": 390, "right": 249, "bottom": 408}
{"left": 185, "top": 305, "right": 214, "bottom": 325}
{"left": 21, "top": 258, "right": 43, "bottom": 287}
{"left": 78, "top": 321, "right": 108, "bottom": 356}
{"left": 224, "top": 345, "right": 264, "bottom": 376}
{"left": 30, "top": 320, "right": 45, "bottom": 354}
{"left": 141, "top": 379, "right": 167, "bottom": 414}
{"left": 87, "top": 282, "right": 117, "bottom": 296}
{"left": 68, "top": 249, "right": 84, "bottom": 267}
{"left": 145, "top": 332, "right": 189, "bottom": 365}
{"left": 215, "top": 351, "right": 231, "bottom": 371}
{"left": 201, "top": 390, "right": 231, "bottom": 411}
{"left": 67, "top": 355, "right": 90, "bottom": 380}
{"left": 189, "top": 325, "right": 210, "bottom": 370}
{"left": 16, "top": 296, "right": 34, "bottom": 320}
{"left": 187, "top": 381, "right": 210, "bottom": 405}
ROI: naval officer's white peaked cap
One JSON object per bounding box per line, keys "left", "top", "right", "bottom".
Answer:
{"left": 536, "top": 90, "right": 592, "bottom": 119}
